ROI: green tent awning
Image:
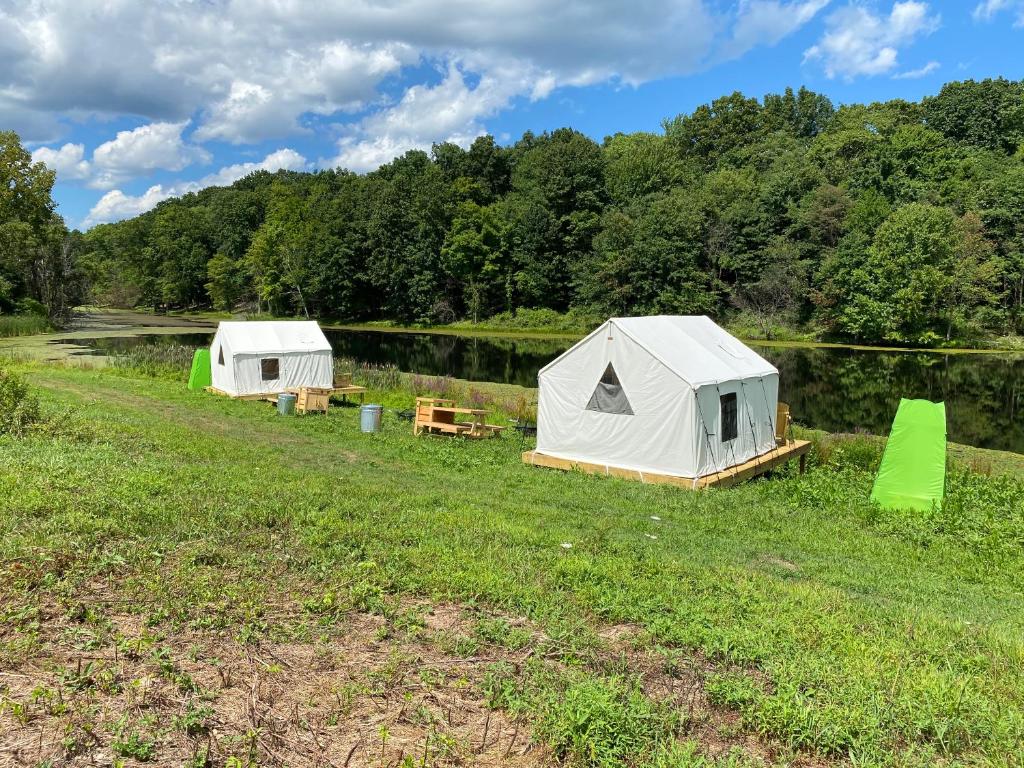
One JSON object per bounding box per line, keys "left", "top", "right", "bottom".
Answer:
{"left": 870, "top": 398, "right": 946, "bottom": 512}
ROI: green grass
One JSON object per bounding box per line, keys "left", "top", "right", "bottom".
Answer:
{"left": 108, "top": 342, "right": 198, "bottom": 379}
{"left": 2, "top": 361, "right": 1024, "bottom": 766}
{"left": 0, "top": 314, "right": 52, "bottom": 337}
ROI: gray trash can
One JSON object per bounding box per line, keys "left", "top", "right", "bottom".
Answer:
{"left": 277, "top": 392, "right": 296, "bottom": 416}
{"left": 360, "top": 404, "right": 383, "bottom": 433}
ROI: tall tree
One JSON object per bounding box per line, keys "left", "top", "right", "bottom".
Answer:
{"left": 924, "top": 78, "right": 1024, "bottom": 154}
{"left": 0, "top": 131, "right": 82, "bottom": 320}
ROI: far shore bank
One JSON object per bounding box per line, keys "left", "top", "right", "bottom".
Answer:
{"left": 4, "top": 308, "right": 1024, "bottom": 363}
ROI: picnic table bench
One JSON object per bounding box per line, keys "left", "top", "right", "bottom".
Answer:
{"left": 414, "top": 397, "right": 505, "bottom": 438}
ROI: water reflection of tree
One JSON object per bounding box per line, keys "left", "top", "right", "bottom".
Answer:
{"left": 762, "top": 346, "right": 1024, "bottom": 451}
{"left": 323, "top": 330, "right": 570, "bottom": 387}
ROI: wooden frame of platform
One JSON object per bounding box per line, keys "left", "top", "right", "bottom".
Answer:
{"left": 522, "top": 439, "right": 811, "bottom": 490}
{"left": 205, "top": 384, "right": 368, "bottom": 411}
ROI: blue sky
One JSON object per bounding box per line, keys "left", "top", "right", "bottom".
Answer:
{"left": 5, "top": 0, "right": 1022, "bottom": 230}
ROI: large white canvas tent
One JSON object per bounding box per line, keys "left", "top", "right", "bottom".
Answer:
{"left": 210, "top": 321, "right": 333, "bottom": 397}
{"left": 535, "top": 316, "right": 779, "bottom": 480}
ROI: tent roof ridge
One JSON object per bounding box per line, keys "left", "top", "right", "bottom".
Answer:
{"left": 214, "top": 320, "right": 332, "bottom": 354}
{"left": 611, "top": 316, "right": 777, "bottom": 383}
{"left": 607, "top": 319, "right": 696, "bottom": 388}
{"left": 536, "top": 316, "right": 777, "bottom": 385}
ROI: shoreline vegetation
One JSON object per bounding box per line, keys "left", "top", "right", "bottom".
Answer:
{"left": 35, "top": 306, "right": 1024, "bottom": 356}
{"left": 1, "top": 355, "right": 1023, "bottom": 766}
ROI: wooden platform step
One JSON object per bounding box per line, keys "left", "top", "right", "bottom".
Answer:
{"left": 522, "top": 439, "right": 811, "bottom": 490}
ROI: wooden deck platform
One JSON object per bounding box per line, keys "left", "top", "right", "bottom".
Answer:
{"left": 331, "top": 385, "right": 367, "bottom": 403}
{"left": 205, "top": 384, "right": 367, "bottom": 413}
{"left": 206, "top": 384, "right": 366, "bottom": 400}
{"left": 522, "top": 439, "right": 811, "bottom": 490}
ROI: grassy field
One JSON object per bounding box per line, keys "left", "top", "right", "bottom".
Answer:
{"left": 2, "top": 361, "right": 1023, "bottom": 767}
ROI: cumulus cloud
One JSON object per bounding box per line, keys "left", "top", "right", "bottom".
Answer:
{"left": 1, "top": 1, "right": 721, "bottom": 146}
{"left": 89, "top": 122, "right": 211, "bottom": 189}
{"left": 327, "top": 61, "right": 537, "bottom": 172}
{"left": 804, "top": 1, "right": 940, "bottom": 80}
{"left": 722, "top": 0, "right": 832, "bottom": 60}
{"left": 31, "top": 142, "right": 91, "bottom": 181}
{"left": 893, "top": 60, "right": 940, "bottom": 79}
{"left": 193, "top": 149, "right": 310, "bottom": 189}
{"left": 191, "top": 42, "right": 417, "bottom": 143}
{"left": 973, "top": 0, "right": 1024, "bottom": 25}
{"left": 83, "top": 148, "right": 308, "bottom": 227}
{"left": 31, "top": 121, "right": 211, "bottom": 189}
{"left": 83, "top": 186, "right": 174, "bottom": 228}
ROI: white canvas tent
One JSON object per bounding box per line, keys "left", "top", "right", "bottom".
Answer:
{"left": 535, "top": 316, "right": 779, "bottom": 480}
{"left": 210, "top": 321, "right": 333, "bottom": 397}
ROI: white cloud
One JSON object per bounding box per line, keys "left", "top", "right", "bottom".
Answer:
{"left": 804, "top": 2, "right": 940, "bottom": 80}
{"left": 31, "top": 142, "right": 91, "bottom": 180}
{"left": 1, "top": 1, "right": 723, "bottom": 145}
{"left": 893, "top": 60, "right": 940, "bottom": 79}
{"left": 722, "top": 0, "right": 832, "bottom": 59}
{"left": 89, "top": 121, "right": 211, "bottom": 189}
{"left": 30, "top": 120, "right": 211, "bottom": 189}
{"left": 84, "top": 185, "right": 173, "bottom": 227}
{"left": 195, "top": 149, "right": 310, "bottom": 188}
{"left": 191, "top": 43, "right": 416, "bottom": 143}
{"left": 83, "top": 148, "right": 308, "bottom": 227}
{"left": 973, "top": 0, "right": 1024, "bottom": 25}
{"left": 328, "top": 61, "right": 535, "bottom": 172}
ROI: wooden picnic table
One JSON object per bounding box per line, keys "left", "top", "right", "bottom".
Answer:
{"left": 414, "top": 397, "right": 504, "bottom": 438}
{"left": 331, "top": 384, "right": 367, "bottom": 404}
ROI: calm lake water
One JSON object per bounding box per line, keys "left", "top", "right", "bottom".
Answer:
{"left": 71, "top": 329, "right": 1024, "bottom": 453}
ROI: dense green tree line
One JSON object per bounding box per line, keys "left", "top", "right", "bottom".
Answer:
{"left": 0, "top": 131, "right": 85, "bottom": 321}
{"left": 73, "top": 78, "right": 1024, "bottom": 343}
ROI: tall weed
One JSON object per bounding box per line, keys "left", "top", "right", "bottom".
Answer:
{"left": 109, "top": 344, "right": 197, "bottom": 380}
{"left": 0, "top": 367, "right": 41, "bottom": 435}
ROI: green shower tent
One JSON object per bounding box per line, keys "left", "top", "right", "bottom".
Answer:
{"left": 188, "top": 348, "right": 212, "bottom": 391}
{"left": 870, "top": 398, "right": 947, "bottom": 512}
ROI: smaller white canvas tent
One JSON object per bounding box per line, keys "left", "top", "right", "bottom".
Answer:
{"left": 535, "top": 316, "right": 779, "bottom": 480}
{"left": 210, "top": 321, "right": 333, "bottom": 397}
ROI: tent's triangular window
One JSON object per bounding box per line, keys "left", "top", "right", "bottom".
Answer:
{"left": 586, "top": 362, "right": 633, "bottom": 415}
{"left": 217, "top": 346, "right": 224, "bottom": 366}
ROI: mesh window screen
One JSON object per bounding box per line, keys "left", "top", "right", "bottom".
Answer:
{"left": 720, "top": 392, "right": 738, "bottom": 442}
{"left": 585, "top": 363, "right": 634, "bottom": 415}
{"left": 261, "top": 358, "right": 280, "bottom": 381}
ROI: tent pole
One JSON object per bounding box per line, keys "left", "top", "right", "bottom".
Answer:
{"left": 758, "top": 377, "right": 777, "bottom": 440}
{"left": 739, "top": 380, "right": 765, "bottom": 475}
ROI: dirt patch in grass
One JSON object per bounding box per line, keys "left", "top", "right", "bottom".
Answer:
{"left": 0, "top": 587, "right": 548, "bottom": 767}
{"left": 0, "top": 570, "right": 837, "bottom": 768}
